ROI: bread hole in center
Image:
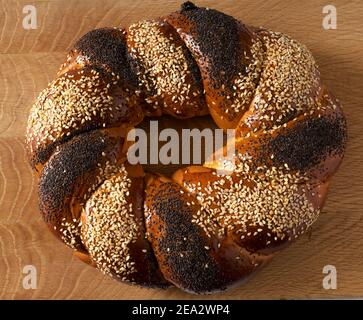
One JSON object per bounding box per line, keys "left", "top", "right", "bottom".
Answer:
{"left": 133, "top": 114, "right": 226, "bottom": 177}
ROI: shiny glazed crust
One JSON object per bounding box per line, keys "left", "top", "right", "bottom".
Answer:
{"left": 26, "top": 2, "right": 347, "bottom": 293}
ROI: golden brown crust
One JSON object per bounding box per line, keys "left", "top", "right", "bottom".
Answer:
{"left": 38, "top": 129, "right": 127, "bottom": 252}
{"left": 81, "top": 165, "right": 168, "bottom": 287}
{"left": 26, "top": 65, "right": 143, "bottom": 168}
{"left": 172, "top": 165, "right": 327, "bottom": 255}
{"left": 144, "top": 175, "right": 271, "bottom": 293}
{"left": 126, "top": 19, "right": 208, "bottom": 118}
{"left": 166, "top": 4, "right": 262, "bottom": 129}
{"left": 26, "top": 2, "right": 347, "bottom": 294}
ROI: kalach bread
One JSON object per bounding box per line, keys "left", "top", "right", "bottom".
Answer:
{"left": 26, "top": 2, "right": 347, "bottom": 294}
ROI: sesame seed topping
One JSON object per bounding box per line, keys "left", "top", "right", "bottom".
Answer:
{"left": 127, "top": 20, "right": 206, "bottom": 116}
{"left": 82, "top": 165, "right": 137, "bottom": 278}
{"left": 26, "top": 68, "right": 116, "bottom": 154}
{"left": 184, "top": 160, "right": 319, "bottom": 241}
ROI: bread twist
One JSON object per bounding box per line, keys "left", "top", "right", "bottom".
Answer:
{"left": 26, "top": 2, "right": 347, "bottom": 293}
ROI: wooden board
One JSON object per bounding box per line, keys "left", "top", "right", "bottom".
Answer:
{"left": 0, "top": 0, "right": 362, "bottom": 299}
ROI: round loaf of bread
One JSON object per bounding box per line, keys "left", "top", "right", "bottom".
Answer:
{"left": 26, "top": 2, "right": 347, "bottom": 293}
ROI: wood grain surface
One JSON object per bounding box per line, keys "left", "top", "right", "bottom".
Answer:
{"left": 0, "top": 0, "right": 362, "bottom": 299}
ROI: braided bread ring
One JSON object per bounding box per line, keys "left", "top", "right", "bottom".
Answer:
{"left": 26, "top": 2, "right": 347, "bottom": 294}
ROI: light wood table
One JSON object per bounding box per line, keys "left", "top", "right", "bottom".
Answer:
{"left": 0, "top": 0, "right": 362, "bottom": 299}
